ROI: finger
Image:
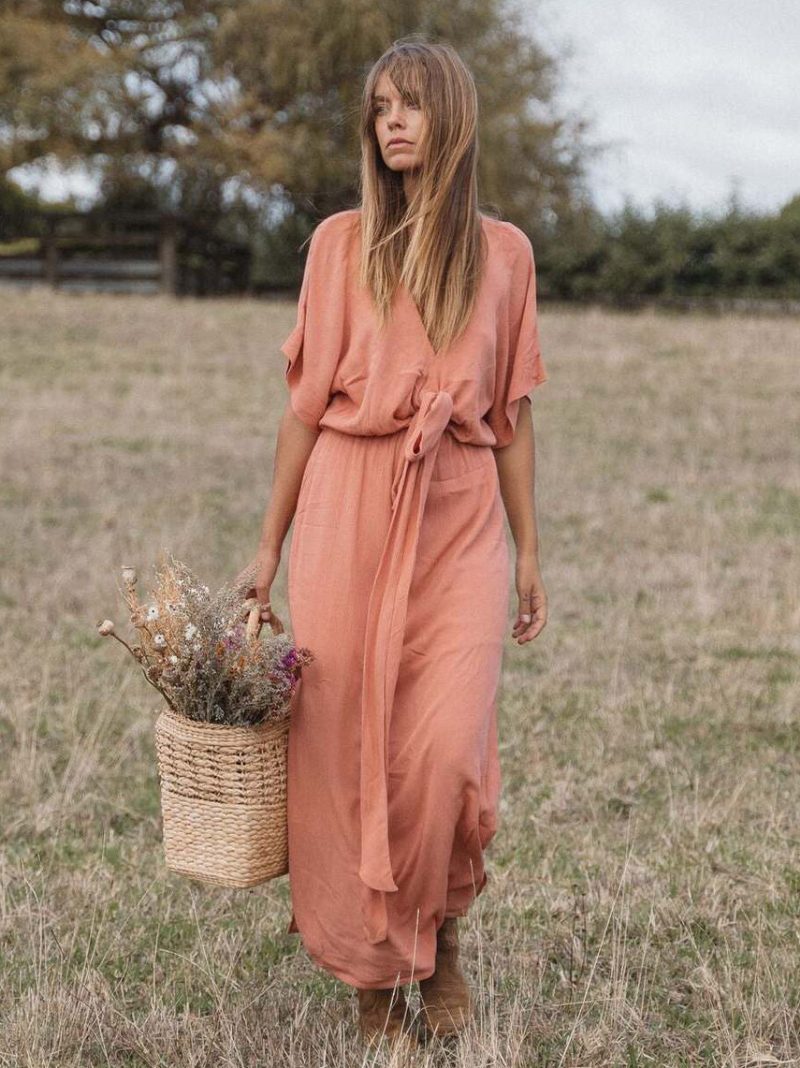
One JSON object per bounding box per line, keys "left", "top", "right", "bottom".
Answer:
{"left": 254, "top": 582, "right": 272, "bottom": 619}
{"left": 517, "top": 622, "right": 544, "bottom": 643}
{"left": 512, "top": 597, "right": 536, "bottom": 632}
{"left": 516, "top": 609, "right": 547, "bottom": 643}
{"left": 513, "top": 597, "right": 547, "bottom": 637}
{"left": 515, "top": 589, "right": 534, "bottom": 626}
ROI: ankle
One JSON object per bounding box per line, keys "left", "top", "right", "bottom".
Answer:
{"left": 438, "top": 916, "right": 461, "bottom": 946}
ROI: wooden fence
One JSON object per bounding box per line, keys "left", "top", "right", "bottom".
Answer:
{"left": 0, "top": 209, "right": 252, "bottom": 296}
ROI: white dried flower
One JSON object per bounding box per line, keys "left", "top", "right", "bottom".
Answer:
{"left": 184, "top": 623, "right": 198, "bottom": 641}
{"left": 98, "top": 619, "right": 116, "bottom": 636}
{"left": 121, "top": 566, "right": 137, "bottom": 586}
{"left": 153, "top": 633, "right": 166, "bottom": 649}
{"left": 169, "top": 654, "right": 178, "bottom": 664}
{"left": 147, "top": 605, "right": 160, "bottom": 621}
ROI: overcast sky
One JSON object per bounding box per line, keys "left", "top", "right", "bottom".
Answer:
{"left": 12, "top": 0, "right": 799, "bottom": 218}
{"left": 535, "top": 0, "right": 799, "bottom": 215}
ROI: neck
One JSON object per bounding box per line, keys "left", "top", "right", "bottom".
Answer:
{"left": 403, "top": 168, "right": 420, "bottom": 205}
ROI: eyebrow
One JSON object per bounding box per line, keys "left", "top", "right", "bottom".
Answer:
{"left": 372, "top": 92, "right": 418, "bottom": 104}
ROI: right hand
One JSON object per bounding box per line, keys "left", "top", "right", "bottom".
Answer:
{"left": 235, "top": 547, "right": 283, "bottom": 630}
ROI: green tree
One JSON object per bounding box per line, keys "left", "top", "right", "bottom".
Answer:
{"left": 0, "top": 0, "right": 596, "bottom": 238}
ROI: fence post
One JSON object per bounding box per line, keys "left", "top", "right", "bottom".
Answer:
{"left": 42, "top": 217, "right": 59, "bottom": 288}
{"left": 159, "top": 216, "right": 178, "bottom": 294}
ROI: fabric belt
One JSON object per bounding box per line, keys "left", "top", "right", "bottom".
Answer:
{"left": 358, "top": 388, "right": 454, "bottom": 944}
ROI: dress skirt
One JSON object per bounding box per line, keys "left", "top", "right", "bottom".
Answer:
{"left": 284, "top": 420, "right": 510, "bottom": 989}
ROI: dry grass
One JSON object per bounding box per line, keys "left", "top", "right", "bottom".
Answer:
{"left": 1, "top": 285, "right": 799, "bottom": 1066}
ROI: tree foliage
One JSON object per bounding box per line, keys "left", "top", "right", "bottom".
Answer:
{"left": 535, "top": 195, "right": 800, "bottom": 304}
{"left": 0, "top": 0, "right": 592, "bottom": 230}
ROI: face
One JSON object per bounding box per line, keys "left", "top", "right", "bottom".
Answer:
{"left": 372, "top": 72, "right": 426, "bottom": 174}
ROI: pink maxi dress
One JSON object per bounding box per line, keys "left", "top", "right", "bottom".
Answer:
{"left": 279, "top": 208, "right": 547, "bottom": 989}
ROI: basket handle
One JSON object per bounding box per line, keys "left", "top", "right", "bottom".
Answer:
{"left": 245, "top": 603, "right": 285, "bottom": 641}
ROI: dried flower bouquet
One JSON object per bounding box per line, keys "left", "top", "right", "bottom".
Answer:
{"left": 97, "top": 552, "right": 313, "bottom": 726}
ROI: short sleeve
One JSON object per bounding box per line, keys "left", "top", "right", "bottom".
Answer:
{"left": 486, "top": 229, "right": 547, "bottom": 448}
{"left": 279, "top": 215, "right": 349, "bottom": 430}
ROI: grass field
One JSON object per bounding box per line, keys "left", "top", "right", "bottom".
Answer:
{"left": 1, "top": 286, "right": 799, "bottom": 1066}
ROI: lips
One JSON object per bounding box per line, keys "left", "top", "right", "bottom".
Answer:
{"left": 387, "top": 140, "right": 412, "bottom": 148}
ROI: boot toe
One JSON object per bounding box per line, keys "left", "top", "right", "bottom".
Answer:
{"left": 356, "top": 986, "right": 416, "bottom": 1046}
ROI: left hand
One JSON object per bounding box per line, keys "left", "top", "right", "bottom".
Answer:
{"left": 512, "top": 550, "right": 548, "bottom": 644}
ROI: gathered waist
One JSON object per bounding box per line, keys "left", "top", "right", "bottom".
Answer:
{"left": 317, "top": 422, "right": 494, "bottom": 484}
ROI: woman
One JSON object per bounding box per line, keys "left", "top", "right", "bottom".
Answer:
{"left": 238, "top": 39, "right": 548, "bottom": 1045}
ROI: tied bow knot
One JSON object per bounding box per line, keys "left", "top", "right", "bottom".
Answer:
{"left": 404, "top": 388, "right": 454, "bottom": 461}
{"left": 390, "top": 389, "right": 454, "bottom": 507}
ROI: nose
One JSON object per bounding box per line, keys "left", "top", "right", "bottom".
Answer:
{"left": 386, "top": 100, "right": 411, "bottom": 126}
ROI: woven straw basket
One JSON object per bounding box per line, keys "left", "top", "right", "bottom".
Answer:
{"left": 153, "top": 605, "right": 292, "bottom": 888}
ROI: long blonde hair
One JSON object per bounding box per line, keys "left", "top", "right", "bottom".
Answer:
{"left": 357, "top": 39, "right": 488, "bottom": 356}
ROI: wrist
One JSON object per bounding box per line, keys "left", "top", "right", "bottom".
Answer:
{"left": 514, "top": 542, "right": 540, "bottom": 561}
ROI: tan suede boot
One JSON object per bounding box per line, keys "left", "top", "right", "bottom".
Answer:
{"left": 356, "top": 983, "right": 415, "bottom": 1047}
{"left": 418, "top": 916, "right": 473, "bottom": 1036}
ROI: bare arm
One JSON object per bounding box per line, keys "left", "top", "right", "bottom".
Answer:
{"left": 257, "top": 403, "right": 320, "bottom": 553}
{"left": 493, "top": 396, "right": 548, "bottom": 644}
{"left": 233, "top": 402, "right": 320, "bottom": 617}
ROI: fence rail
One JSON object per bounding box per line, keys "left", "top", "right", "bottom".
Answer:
{"left": 0, "top": 209, "right": 252, "bottom": 296}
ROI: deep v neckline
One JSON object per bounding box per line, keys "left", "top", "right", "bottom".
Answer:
{"left": 398, "top": 283, "right": 439, "bottom": 362}
{"left": 395, "top": 222, "right": 488, "bottom": 362}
